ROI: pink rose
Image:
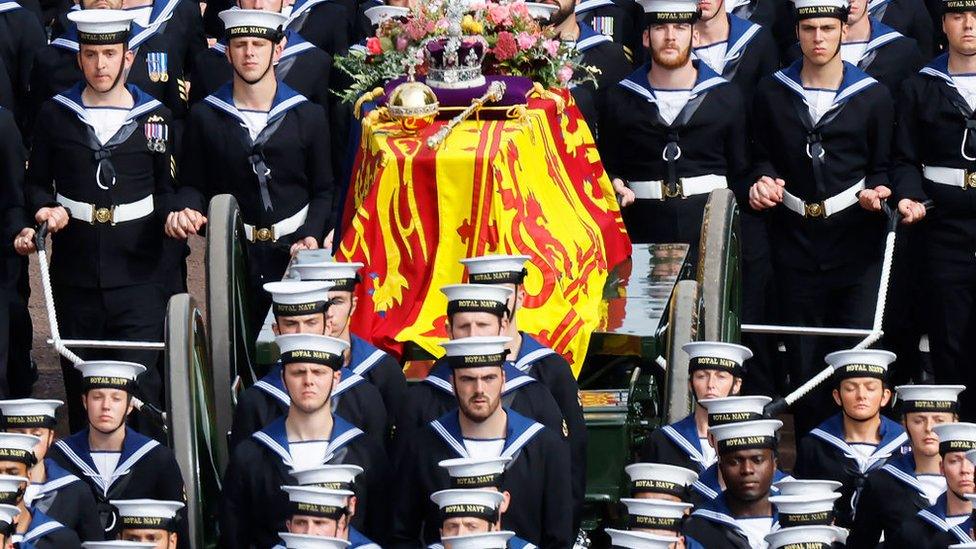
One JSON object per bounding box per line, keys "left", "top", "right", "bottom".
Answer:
{"left": 494, "top": 31, "right": 518, "bottom": 61}
{"left": 487, "top": 3, "right": 512, "bottom": 25}
{"left": 557, "top": 65, "right": 573, "bottom": 84}
{"left": 435, "top": 17, "right": 450, "bottom": 31}
{"left": 543, "top": 38, "right": 560, "bottom": 57}
{"left": 510, "top": 1, "right": 531, "bottom": 18}
{"left": 516, "top": 32, "right": 536, "bottom": 50}
{"left": 366, "top": 36, "right": 383, "bottom": 55}
{"left": 396, "top": 36, "right": 409, "bottom": 51}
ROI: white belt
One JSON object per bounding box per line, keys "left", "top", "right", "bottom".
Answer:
{"left": 57, "top": 194, "right": 154, "bottom": 225}
{"left": 781, "top": 179, "right": 865, "bottom": 218}
{"left": 244, "top": 205, "right": 309, "bottom": 242}
{"left": 922, "top": 166, "right": 976, "bottom": 189}
{"left": 627, "top": 174, "right": 727, "bottom": 200}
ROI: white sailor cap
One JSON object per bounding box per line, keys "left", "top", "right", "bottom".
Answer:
{"left": 264, "top": 280, "right": 334, "bottom": 317}
{"left": 0, "top": 399, "right": 62, "bottom": 429}
{"left": 440, "top": 531, "right": 516, "bottom": 549}
{"left": 0, "top": 433, "right": 39, "bottom": 466}
{"left": 620, "top": 498, "right": 691, "bottom": 533}
{"left": 765, "top": 525, "right": 848, "bottom": 549}
{"left": 291, "top": 262, "right": 364, "bottom": 292}
{"left": 895, "top": 385, "right": 965, "bottom": 414}
{"left": 460, "top": 255, "right": 531, "bottom": 285}
{"left": 440, "top": 336, "right": 511, "bottom": 370}
{"left": 218, "top": 9, "right": 288, "bottom": 41}
{"left": 524, "top": 2, "right": 559, "bottom": 19}
{"left": 438, "top": 456, "right": 510, "bottom": 489}
{"left": 82, "top": 543, "right": 158, "bottom": 549}
{"left": 605, "top": 529, "right": 681, "bottom": 548}
{"left": 708, "top": 419, "right": 782, "bottom": 454}
{"left": 699, "top": 396, "right": 772, "bottom": 426}
{"left": 430, "top": 489, "right": 505, "bottom": 523}
{"left": 75, "top": 361, "right": 146, "bottom": 393}
{"left": 825, "top": 349, "right": 896, "bottom": 383}
{"left": 441, "top": 284, "right": 514, "bottom": 318}
{"left": 363, "top": 5, "right": 409, "bottom": 25}
{"left": 275, "top": 334, "right": 349, "bottom": 371}
{"left": 281, "top": 486, "right": 353, "bottom": 520}
{"left": 636, "top": 0, "right": 700, "bottom": 22}
{"left": 951, "top": 544, "right": 976, "bottom": 549}
{"left": 0, "top": 504, "right": 17, "bottom": 533}
{"left": 0, "top": 475, "right": 26, "bottom": 505}
{"left": 933, "top": 422, "right": 976, "bottom": 456}
{"left": 769, "top": 493, "right": 841, "bottom": 527}
{"left": 67, "top": 10, "right": 135, "bottom": 45}
{"left": 288, "top": 464, "right": 364, "bottom": 490}
{"left": 682, "top": 341, "right": 752, "bottom": 377}
{"left": 110, "top": 499, "right": 184, "bottom": 532}
{"left": 944, "top": 0, "right": 976, "bottom": 13}
{"left": 278, "top": 533, "right": 351, "bottom": 549}
{"left": 773, "top": 478, "right": 843, "bottom": 496}
{"left": 623, "top": 463, "right": 698, "bottom": 499}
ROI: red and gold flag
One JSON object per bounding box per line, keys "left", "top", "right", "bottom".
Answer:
{"left": 337, "top": 93, "right": 630, "bottom": 375}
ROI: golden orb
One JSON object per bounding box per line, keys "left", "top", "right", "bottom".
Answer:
{"left": 387, "top": 80, "right": 439, "bottom": 134}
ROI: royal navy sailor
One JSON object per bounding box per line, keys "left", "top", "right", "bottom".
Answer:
{"left": 793, "top": 349, "right": 909, "bottom": 528}
{"left": 0, "top": 399, "right": 103, "bottom": 541}
{"left": 390, "top": 336, "right": 573, "bottom": 548}
{"left": 219, "top": 333, "right": 390, "bottom": 548}
{"left": 885, "top": 423, "right": 976, "bottom": 548}
{"left": 290, "top": 260, "right": 407, "bottom": 435}
{"left": 748, "top": 0, "right": 897, "bottom": 435}
{"left": 888, "top": 0, "right": 976, "bottom": 421}
{"left": 270, "top": 485, "right": 380, "bottom": 549}
{"left": 171, "top": 8, "right": 336, "bottom": 334}
{"left": 111, "top": 499, "right": 184, "bottom": 548}
{"left": 0, "top": 504, "right": 19, "bottom": 549}
{"left": 0, "top": 0, "right": 45, "bottom": 124}
{"left": 623, "top": 462, "right": 699, "bottom": 502}
{"left": 14, "top": 10, "right": 177, "bottom": 434}
{"left": 607, "top": 498, "right": 704, "bottom": 548}
{"left": 46, "top": 362, "right": 186, "bottom": 539}
{"left": 426, "top": 473, "right": 536, "bottom": 549}
{"left": 229, "top": 281, "right": 388, "bottom": 447}
{"left": 600, "top": 0, "right": 749, "bottom": 248}
{"left": 849, "top": 384, "right": 963, "bottom": 546}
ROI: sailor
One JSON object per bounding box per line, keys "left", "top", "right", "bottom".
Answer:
{"left": 398, "top": 286, "right": 566, "bottom": 444}
{"left": 0, "top": 107, "right": 29, "bottom": 400}
{"left": 599, "top": 0, "right": 749, "bottom": 248}
{"left": 885, "top": 423, "right": 976, "bottom": 547}
{"left": 27, "top": 0, "right": 189, "bottom": 130}
{"left": 793, "top": 350, "right": 909, "bottom": 528}
{"left": 682, "top": 419, "right": 784, "bottom": 548}
{"left": 229, "top": 281, "right": 388, "bottom": 448}
{"left": 290, "top": 260, "right": 407, "bottom": 433}
{"left": 574, "top": 0, "right": 644, "bottom": 64}
{"left": 764, "top": 525, "right": 849, "bottom": 549}
{"left": 0, "top": 399, "right": 103, "bottom": 541}
{"left": 458, "top": 255, "right": 585, "bottom": 522}
{"left": 46, "top": 362, "right": 186, "bottom": 539}
{"left": 867, "top": 0, "right": 935, "bottom": 55}
{"left": 748, "top": 0, "right": 896, "bottom": 435}
{"left": 14, "top": 9, "right": 177, "bottom": 434}
{"left": 286, "top": 462, "right": 382, "bottom": 548}
{"left": 607, "top": 498, "right": 703, "bottom": 548}
{"left": 270, "top": 485, "right": 380, "bottom": 548}
{"left": 0, "top": 504, "right": 19, "bottom": 549}
{"left": 426, "top": 481, "right": 536, "bottom": 548}
{"left": 189, "top": 0, "right": 334, "bottom": 108}
{"left": 623, "top": 462, "right": 699, "bottom": 502}
{"left": 390, "top": 336, "right": 573, "bottom": 548}
{"left": 639, "top": 341, "right": 750, "bottom": 473}
{"left": 111, "top": 499, "right": 183, "bottom": 548}
{"left": 0, "top": 0, "right": 45, "bottom": 125}
{"left": 220, "top": 333, "right": 391, "bottom": 548}
{"left": 172, "top": 8, "right": 336, "bottom": 334}
{"left": 536, "top": 0, "right": 631, "bottom": 127}
{"left": 0, "top": 437, "right": 81, "bottom": 548}
{"left": 849, "top": 384, "right": 964, "bottom": 546}
{"left": 688, "top": 395, "right": 794, "bottom": 503}
{"left": 888, "top": 0, "right": 976, "bottom": 421}
{"left": 691, "top": 0, "right": 778, "bottom": 100}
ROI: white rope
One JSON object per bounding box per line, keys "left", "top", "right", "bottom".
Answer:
{"left": 784, "top": 230, "right": 896, "bottom": 406}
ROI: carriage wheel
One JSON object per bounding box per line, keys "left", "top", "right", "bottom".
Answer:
{"left": 697, "top": 189, "right": 742, "bottom": 343}
{"left": 663, "top": 280, "right": 699, "bottom": 423}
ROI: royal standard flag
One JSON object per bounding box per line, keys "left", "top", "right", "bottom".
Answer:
{"left": 337, "top": 91, "right": 631, "bottom": 375}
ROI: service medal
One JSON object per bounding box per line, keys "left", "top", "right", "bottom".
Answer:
{"left": 145, "top": 115, "right": 168, "bottom": 153}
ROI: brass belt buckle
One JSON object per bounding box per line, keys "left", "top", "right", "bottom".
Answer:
{"left": 663, "top": 180, "right": 684, "bottom": 199}
{"left": 804, "top": 201, "right": 825, "bottom": 218}
{"left": 965, "top": 171, "right": 976, "bottom": 189}
{"left": 93, "top": 206, "right": 113, "bottom": 224}
{"left": 254, "top": 227, "right": 274, "bottom": 242}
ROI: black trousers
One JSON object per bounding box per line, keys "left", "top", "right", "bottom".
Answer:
{"left": 776, "top": 258, "right": 882, "bottom": 436}
{"left": 739, "top": 209, "right": 785, "bottom": 398}
{"left": 925, "top": 255, "right": 976, "bottom": 421}
{"left": 244, "top": 241, "right": 292, "bottom": 337}
{"left": 53, "top": 283, "right": 169, "bottom": 436}
{"left": 0, "top": 254, "right": 34, "bottom": 398}
{"left": 622, "top": 194, "right": 710, "bottom": 251}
